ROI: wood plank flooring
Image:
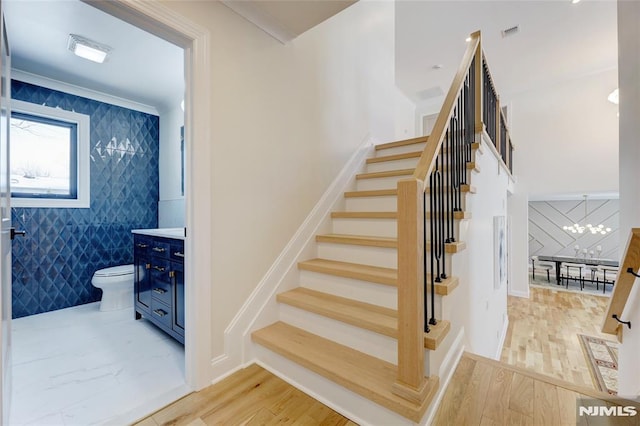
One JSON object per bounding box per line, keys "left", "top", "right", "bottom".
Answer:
{"left": 134, "top": 364, "right": 357, "bottom": 426}
{"left": 500, "top": 286, "right": 611, "bottom": 389}
{"left": 433, "top": 352, "right": 635, "bottom": 426}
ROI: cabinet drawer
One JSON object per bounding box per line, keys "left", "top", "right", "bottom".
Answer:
{"left": 150, "top": 299, "right": 172, "bottom": 330}
{"left": 149, "top": 259, "right": 171, "bottom": 283}
{"left": 150, "top": 279, "right": 172, "bottom": 306}
{"left": 134, "top": 236, "right": 153, "bottom": 255}
{"left": 150, "top": 241, "right": 170, "bottom": 258}
{"left": 170, "top": 242, "right": 185, "bottom": 262}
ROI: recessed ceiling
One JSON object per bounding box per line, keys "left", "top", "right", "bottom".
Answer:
{"left": 396, "top": 1, "right": 617, "bottom": 107}
{"left": 4, "top": 0, "right": 184, "bottom": 112}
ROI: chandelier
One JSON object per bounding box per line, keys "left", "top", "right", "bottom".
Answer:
{"left": 563, "top": 195, "right": 612, "bottom": 235}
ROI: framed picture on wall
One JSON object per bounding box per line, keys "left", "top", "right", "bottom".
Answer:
{"left": 494, "top": 216, "right": 507, "bottom": 290}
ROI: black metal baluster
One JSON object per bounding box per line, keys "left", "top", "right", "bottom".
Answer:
{"left": 423, "top": 190, "right": 430, "bottom": 333}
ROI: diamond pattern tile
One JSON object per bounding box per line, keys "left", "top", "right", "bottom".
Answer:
{"left": 11, "top": 80, "right": 159, "bottom": 318}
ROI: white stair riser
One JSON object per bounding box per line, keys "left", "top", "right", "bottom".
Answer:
{"left": 300, "top": 271, "right": 397, "bottom": 309}
{"left": 345, "top": 196, "right": 397, "bottom": 211}
{"left": 356, "top": 176, "right": 408, "bottom": 191}
{"left": 278, "top": 304, "right": 398, "bottom": 364}
{"left": 366, "top": 158, "right": 419, "bottom": 173}
{"left": 317, "top": 243, "right": 397, "bottom": 269}
{"left": 375, "top": 143, "right": 426, "bottom": 157}
{"left": 332, "top": 218, "right": 397, "bottom": 238}
{"left": 253, "top": 346, "right": 416, "bottom": 426}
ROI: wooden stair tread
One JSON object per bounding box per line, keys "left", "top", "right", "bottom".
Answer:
{"left": 439, "top": 162, "right": 480, "bottom": 173}
{"left": 277, "top": 288, "right": 397, "bottom": 336}
{"left": 425, "top": 211, "right": 471, "bottom": 220}
{"left": 367, "top": 151, "right": 422, "bottom": 164}
{"left": 331, "top": 211, "right": 397, "bottom": 219}
{"left": 375, "top": 136, "right": 429, "bottom": 151}
{"left": 344, "top": 189, "right": 397, "bottom": 198}
{"left": 427, "top": 275, "right": 460, "bottom": 296}
{"left": 425, "top": 241, "right": 466, "bottom": 254}
{"left": 425, "top": 184, "right": 476, "bottom": 194}
{"left": 298, "top": 258, "right": 397, "bottom": 286}
{"left": 316, "top": 233, "right": 397, "bottom": 248}
{"left": 441, "top": 142, "right": 482, "bottom": 154}
{"left": 252, "top": 322, "right": 438, "bottom": 422}
{"left": 356, "top": 169, "right": 415, "bottom": 180}
{"left": 277, "top": 287, "right": 451, "bottom": 350}
{"left": 423, "top": 320, "right": 451, "bottom": 351}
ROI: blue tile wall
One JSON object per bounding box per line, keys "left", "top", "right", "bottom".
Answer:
{"left": 11, "top": 80, "right": 159, "bottom": 318}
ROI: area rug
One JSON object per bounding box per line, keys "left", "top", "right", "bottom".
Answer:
{"left": 578, "top": 334, "right": 618, "bottom": 395}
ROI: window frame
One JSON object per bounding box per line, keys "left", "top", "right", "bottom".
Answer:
{"left": 10, "top": 99, "right": 90, "bottom": 208}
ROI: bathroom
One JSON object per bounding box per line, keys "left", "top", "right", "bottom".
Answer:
{"left": 5, "top": 1, "right": 189, "bottom": 424}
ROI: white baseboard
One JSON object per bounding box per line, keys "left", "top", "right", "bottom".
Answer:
{"left": 209, "top": 135, "right": 376, "bottom": 381}
{"left": 422, "top": 328, "right": 466, "bottom": 426}
{"left": 508, "top": 288, "right": 530, "bottom": 298}
{"left": 495, "top": 316, "right": 509, "bottom": 360}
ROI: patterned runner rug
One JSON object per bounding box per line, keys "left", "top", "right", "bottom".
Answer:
{"left": 578, "top": 334, "right": 618, "bottom": 395}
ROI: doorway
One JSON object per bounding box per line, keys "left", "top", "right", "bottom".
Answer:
{"left": 2, "top": 0, "right": 212, "bottom": 423}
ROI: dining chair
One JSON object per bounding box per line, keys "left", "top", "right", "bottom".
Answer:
{"left": 561, "top": 262, "right": 586, "bottom": 289}
{"left": 531, "top": 256, "right": 554, "bottom": 282}
{"left": 597, "top": 265, "right": 619, "bottom": 294}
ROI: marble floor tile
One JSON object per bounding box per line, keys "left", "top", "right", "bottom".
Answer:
{"left": 9, "top": 303, "right": 188, "bottom": 425}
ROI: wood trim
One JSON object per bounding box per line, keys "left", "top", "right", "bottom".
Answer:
{"left": 602, "top": 228, "right": 640, "bottom": 334}
{"left": 394, "top": 178, "right": 426, "bottom": 397}
{"left": 297, "top": 258, "right": 397, "bottom": 286}
{"left": 344, "top": 189, "right": 397, "bottom": 198}
{"left": 413, "top": 34, "right": 480, "bottom": 181}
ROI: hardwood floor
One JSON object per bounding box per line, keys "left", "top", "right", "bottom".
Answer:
{"left": 500, "top": 286, "right": 611, "bottom": 389}
{"left": 134, "top": 364, "right": 357, "bottom": 425}
{"left": 433, "top": 352, "right": 635, "bottom": 426}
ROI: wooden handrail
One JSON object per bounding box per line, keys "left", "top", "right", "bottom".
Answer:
{"left": 602, "top": 228, "right": 640, "bottom": 335}
{"left": 413, "top": 32, "right": 480, "bottom": 182}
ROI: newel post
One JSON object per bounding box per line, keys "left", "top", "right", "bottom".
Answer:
{"left": 392, "top": 178, "right": 428, "bottom": 402}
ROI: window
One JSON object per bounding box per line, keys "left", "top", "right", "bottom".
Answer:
{"left": 10, "top": 100, "right": 90, "bottom": 208}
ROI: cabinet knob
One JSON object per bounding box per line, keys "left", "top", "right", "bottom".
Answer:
{"left": 173, "top": 252, "right": 185, "bottom": 258}
{"left": 153, "top": 265, "right": 166, "bottom": 272}
{"left": 153, "top": 309, "right": 167, "bottom": 317}
{"left": 145, "top": 263, "right": 151, "bottom": 270}
{"left": 152, "top": 247, "right": 166, "bottom": 253}
{"left": 136, "top": 243, "right": 149, "bottom": 248}
{"left": 169, "top": 271, "right": 175, "bottom": 279}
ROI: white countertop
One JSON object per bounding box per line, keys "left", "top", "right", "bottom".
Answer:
{"left": 131, "top": 228, "right": 186, "bottom": 240}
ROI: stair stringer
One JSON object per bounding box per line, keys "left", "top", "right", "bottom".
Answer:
{"left": 208, "top": 136, "right": 375, "bottom": 379}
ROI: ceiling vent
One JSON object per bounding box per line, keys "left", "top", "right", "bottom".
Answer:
{"left": 416, "top": 86, "right": 444, "bottom": 101}
{"left": 501, "top": 25, "right": 519, "bottom": 38}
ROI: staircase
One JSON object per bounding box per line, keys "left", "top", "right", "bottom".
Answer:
{"left": 252, "top": 135, "right": 481, "bottom": 422}
{"left": 250, "top": 30, "right": 515, "bottom": 424}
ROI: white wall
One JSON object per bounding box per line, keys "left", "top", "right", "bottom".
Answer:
{"left": 462, "top": 136, "right": 511, "bottom": 358}
{"left": 158, "top": 104, "right": 185, "bottom": 227}
{"left": 158, "top": 0, "right": 413, "bottom": 359}
{"left": 617, "top": 0, "right": 640, "bottom": 400}
{"left": 509, "top": 69, "right": 619, "bottom": 199}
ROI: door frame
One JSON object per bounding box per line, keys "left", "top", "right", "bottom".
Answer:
{"left": 84, "top": 0, "right": 213, "bottom": 390}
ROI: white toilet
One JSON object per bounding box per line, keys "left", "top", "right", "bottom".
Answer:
{"left": 91, "top": 264, "right": 135, "bottom": 311}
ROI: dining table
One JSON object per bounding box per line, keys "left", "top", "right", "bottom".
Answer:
{"left": 536, "top": 255, "right": 619, "bottom": 285}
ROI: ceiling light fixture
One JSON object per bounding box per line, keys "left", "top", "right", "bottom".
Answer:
{"left": 563, "top": 195, "right": 612, "bottom": 235}
{"left": 465, "top": 36, "right": 472, "bottom": 42}
{"left": 572, "top": 0, "right": 581, "bottom": 4}
{"left": 67, "top": 34, "right": 111, "bottom": 64}
{"left": 608, "top": 88, "right": 619, "bottom": 105}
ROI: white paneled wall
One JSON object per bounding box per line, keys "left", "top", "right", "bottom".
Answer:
{"left": 528, "top": 199, "right": 619, "bottom": 260}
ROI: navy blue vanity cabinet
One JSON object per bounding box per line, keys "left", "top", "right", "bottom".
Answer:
{"left": 134, "top": 236, "right": 152, "bottom": 316}
{"left": 134, "top": 234, "right": 185, "bottom": 344}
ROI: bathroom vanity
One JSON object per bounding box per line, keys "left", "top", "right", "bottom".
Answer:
{"left": 132, "top": 228, "right": 185, "bottom": 344}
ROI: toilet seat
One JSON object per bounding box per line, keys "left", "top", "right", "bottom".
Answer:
{"left": 94, "top": 264, "right": 134, "bottom": 278}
